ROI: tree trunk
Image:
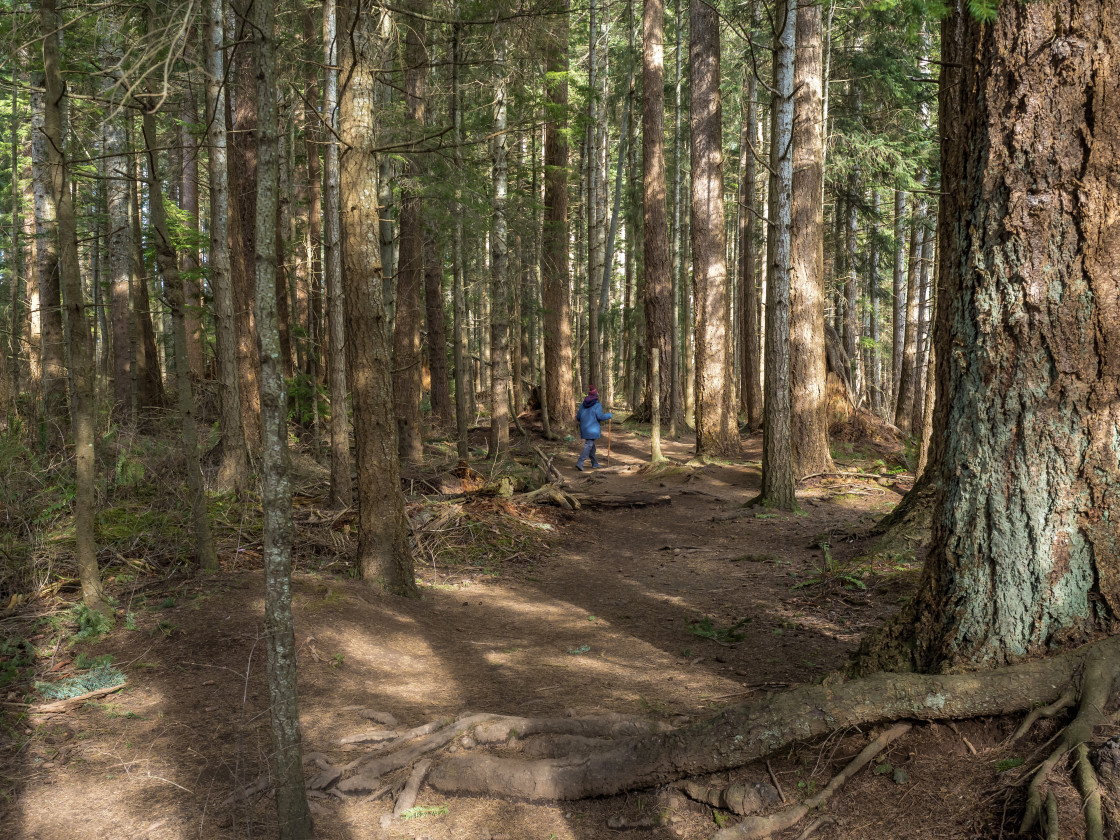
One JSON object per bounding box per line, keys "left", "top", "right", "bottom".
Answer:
{"left": 207, "top": 0, "right": 249, "bottom": 492}
{"left": 638, "top": 0, "right": 673, "bottom": 429}
{"left": 451, "top": 21, "right": 469, "bottom": 457}
{"left": 323, "top": 0, "right": 354, "bottom": 508}
{"left": 247, "top": 0, "right": 313, "bottom": 833}
{"left": 844, "top": 168, "right": 859, "bottom": 393}
{"left": 228, "top": 0, "right": 262, "bottom": 454}
{"left": 180, "top": 87, "right": 205, "bottom": 379}
{"left": 789, "top": 1, "right": 832, "bottom": 478}
{"left": 869, "top": 190, "right": 882, "bottom": 413}
{"left": 910, "top": 226, "right": 933, "bottom": 434}
{"left": 689, "top": 0, "right": 738, "bottom": 459}
{"left": 41, "top": 0, "right": 106, "bottom": 614}
{"left": 586, "top": 0, "right": 602, "bottom": 393}
{"left": 139, "top": 83, "right": 217, "bottom": 574}
{"left": 7, "top": 83, "right": 22, "bottom": 413}
{"left": 129, "top": 131, "right": 165, "bottom": 412}
{"left": 890, "top": 189, "right": 906, "bottom": 409}
{"left": 489, "top": 28, "right": 510, "bottom": 458}
{"left": 339, "top": 0, "right": 418, "bottom": 598}
{"left": 891, "top": 0, "right": 1120, "bottom": 672}
{"left": 738, "top": 52, "right": 762, "bottom": 432}
{"left": 424, "top": 227, "right": 452, "bottom": 424}
{"left": 101, "top": 49, "right": 133, "bottom": 421}
{"left": 759, "top": 0, "right": 796, "bottom": 508}
{"left": 893, "top": 188, "right": 924, "bottom": 433}
{"left": 30, "top": 74, "right": 67, "bottom": 421}
{"left": 542, "top": 3, "right": 574, "bottom": 429}
{"left": 668, "top": 0, "right": 683, "bottom": 433}
{"left": 392, "top": 0, "right": 427, "bottom": 465}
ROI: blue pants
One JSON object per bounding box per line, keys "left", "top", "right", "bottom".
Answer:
{"left": 577, "top": 439, "right": 600, "bottom": 468}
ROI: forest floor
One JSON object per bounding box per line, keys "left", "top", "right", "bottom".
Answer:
{"left": 0, "top": 417, "right": 1060, "bottom": 840}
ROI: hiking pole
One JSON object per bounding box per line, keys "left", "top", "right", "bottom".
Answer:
{"left": 606, "top": 418, "right": 612, "bottom": 466}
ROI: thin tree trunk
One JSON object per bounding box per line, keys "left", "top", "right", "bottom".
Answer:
{"left": 207, "top": 0, "right": 248, "bottom": 491}
{"left": 247, "top": 0, "right": 312, "bottom": 831}
{"left": 642, "top": 0, "right": 672, "bottom": 426}
{"left": 302, "top": 7, "right": 324, "bottom": 444}
{"left": 489, "top": 27, "right": 510, "bottom": 458}
{"left": 890, "top": 189, "right": 906, "bottom": 408}
{"left": 869, "top": 190, "right": 882, "bottom": 413}
{"left": 451, "top": 20, "right": 469, "bottom": 457}
{"left": 893, "top": 202, "right": 923, "bottom": 432}
{"left": 690, "top": 0, "right": 738, "bottom": 458}
{"left": 180, "top": 86, "right": 204, "bottom": 379}
{"left": 7, "top": 83, "right": 22, "bottom": 410}
{"left": 911, "top": 225, "right": 933, "bottom": 434}
{"left": 789, "top": 0, "right": 832, "bottom": 477}
{"left": 339, "top": 0, "right": 418, "bottom": 598}
{"left": 844, "top": 169, "right": 859, "bottom": 393}
{"left": 668, "top": 0, "right": 683, "bottom": 433}
{"left": 542, "top": 1, "right": 573, "bottom": 429}
{"left": 323, "top": 0, "right": 353, "bottom": 508}
{"left": 41, "top": 0, "right": 106, "bottom": 613}
{"left": 586, "top": 0, "right": 601, "bottom": 392}
{"left": 30, "top": 74, "right": 67, "bottom": 420}
{"left": 393, "top": 0, "right": 427, "bottom": 464}
{"left": 759, "top": 0, "right": 796, "bottom": 508}
{"left": 738, "top": 49, "right": 762, "bottom": 431}
{"left": 129, "top": 130, "right": 165, "bottom": 412}
{"left": 140, "top": 89, "right": 217, "bottom": 573}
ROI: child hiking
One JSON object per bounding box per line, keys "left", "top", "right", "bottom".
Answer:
{"left": 575, "top": 387, "right": 612, "bottom": 471}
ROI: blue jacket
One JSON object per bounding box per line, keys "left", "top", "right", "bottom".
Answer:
{"left": 576, "top": 397, "right": 612, "bottom": 440}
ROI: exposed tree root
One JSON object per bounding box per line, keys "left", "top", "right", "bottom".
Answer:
{"left": 1011, "top": 689, "right": 1076, "bottom": 742}
{"left": 709, "top": 724, "right": 911, "bottom": 840}
{"left": 1094, "top": 738, "right": 1120, "bottom": 839}
{"left": 680, "top": 780, "right": 781, "bottom": 816}
{"left": 314, "top": 636, "right": 1120, "bottom": 840}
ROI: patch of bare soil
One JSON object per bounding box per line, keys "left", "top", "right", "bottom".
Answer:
{"left": 0, "top": 424, "right": 1057, "bottom": 839}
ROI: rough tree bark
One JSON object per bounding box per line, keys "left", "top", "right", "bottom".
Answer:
{"left": 41, "top": 0, "right": 106, "bottom": 614}
{"left": 737, "top": 54, "right": 762, "bottom": 431}
{"left": 689, "top": 0, "right": 739, "bottom": 459}
{"left": 789, "top": 1, "right": 833, "bottom": 477}
{"left": 392, "top": 0, "right": 427, "bottom": 464}
{"left": 489, "top": 27, "right": 510, "bottom": 458}
{"left": 759, "top": 0, "right": 796, "bottom": 508}
{"left": 542, "top": 2, "right": 574, "bottom": 429}
{"left": 339, "top": 0, "right": 418, "bottom": 598}
{"left": 249, "top": 0, "right": 313, "bottom": 833}
{"left": 640, "top": 0, "right": 673, "bottom": 427}
{"left": 208, "top": 0, "right": 249, "bottom": 492}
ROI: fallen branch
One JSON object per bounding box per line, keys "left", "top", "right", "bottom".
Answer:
{"left": 33, "top": 682, "right": 126, "bottom": 714}
{"left": 710, "top": 723, "right": 911, "bottom": 840}
{"left": 392, "top": 758, "right": 432, "bottom": 819}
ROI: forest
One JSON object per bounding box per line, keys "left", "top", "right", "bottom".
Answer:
{"left": 0, "top": 0, "right": 1118, "bottom": 838}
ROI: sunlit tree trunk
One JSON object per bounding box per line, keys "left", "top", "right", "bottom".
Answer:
{"left": 642, "top": 0, "right": 672, "bottom": 425}
{"left": 543, "top": 1, "right": 574, "bottom": 428}
{"left": 30, "top": 74, "right": 67, "bottom": 420}
{"left": 339, "top": 0, "right": 418, "bottom": 597}
{"left": 886, "top": 0, "right": 1120, "bottom": 671}
{"left": 789, "top": 0, "right": 832, "bottom": 477}
{"left": 668, "top": 0, "right": 684, "bottom": 433}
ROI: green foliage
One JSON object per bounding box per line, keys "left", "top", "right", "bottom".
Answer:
{"left": 995, "top": 757, "right": 1024, "bottom": 773}
{"left": 794, "top": 543, "right": 868, "bottom": 591}
{"left": 36, "top": 664, "right": 125, "bottom": 701}
{"left": 399, "top": 804, "right": 449, "bottom": 820}
{"left": 687, "top": 616, "right": 751, "bottom": 644}
{"left": 70, "top": 604, "right": 115, "bottom": 643}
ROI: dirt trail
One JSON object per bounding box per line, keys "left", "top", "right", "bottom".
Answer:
{"left": 6, "top": 424, "right": 1004, "bottom": 840}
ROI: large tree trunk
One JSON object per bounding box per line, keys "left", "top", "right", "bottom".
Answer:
{"left": 883, "top": 0, "right": 1120, "bottom": 673}
{"left": 542, "top": 3, "right": 574, "bottom": 430}
{"left": 759, "top": 0, "right": 796, "bottom": 508}
{"left": 339, "top": 0, "right": 418, "bottom": 598}
{"left": 638, "top": 0, "right": 672, "bottom": 427}
{"left": 789, "top": 1, "right": 832, "bottom": 478}
{"left": 689, "top": 0, "right": 739, "bottom": 459}
{"left": 207, "top": 0, "right": 249, "bottom": 492}
{"left": 392, "top": 0, "right": 427, "bottom": 464}
{"left": 41, "top": 0, "right": 106, "bottom": 614}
